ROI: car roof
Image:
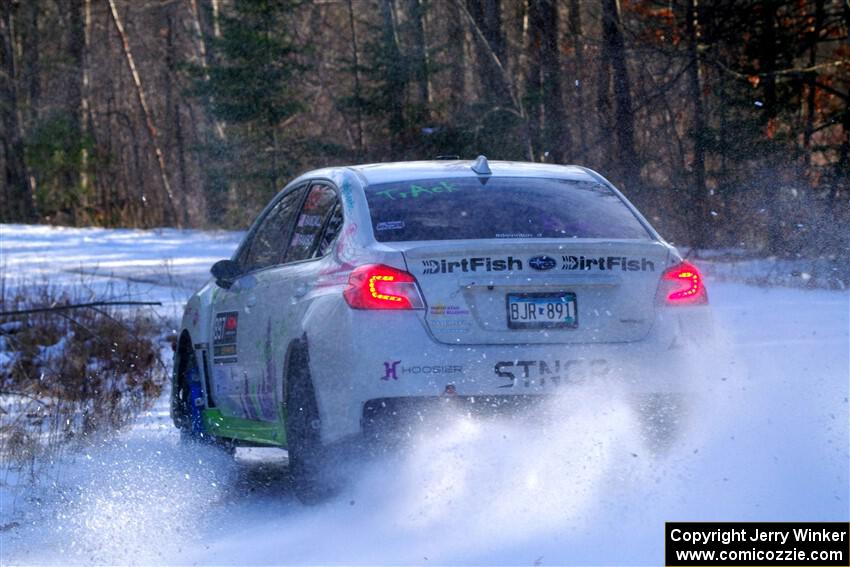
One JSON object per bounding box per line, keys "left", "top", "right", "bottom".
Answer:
{"left": 345, "top": 159, "right": 597, "bottom": 186}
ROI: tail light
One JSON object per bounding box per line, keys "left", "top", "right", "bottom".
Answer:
{"left": 659, "top": 260, "right": 708, "bottom": 304}
{"left": 344, "top": 264, "right": 425, "bottom": 310}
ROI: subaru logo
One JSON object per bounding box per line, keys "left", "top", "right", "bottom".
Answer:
{"left": 528, "top": 255, "right": 557, "bottom": 271}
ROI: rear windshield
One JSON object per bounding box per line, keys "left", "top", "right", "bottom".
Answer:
{"left": 364, "top": 177, "right": 652, "bottom": 242}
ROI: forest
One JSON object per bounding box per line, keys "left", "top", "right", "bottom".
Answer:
{"left": 1, "top": 0, "right": 848, "bottom": 255}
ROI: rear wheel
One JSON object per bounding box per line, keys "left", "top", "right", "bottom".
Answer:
{"left": 285, "top": 340, "right": 334, "bottom": 504}
{"left": 174, "top": 342, "right": 233, "bottom": 453}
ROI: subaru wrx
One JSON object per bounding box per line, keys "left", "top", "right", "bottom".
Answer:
{"left": 171, "top": 157, "right": 712, "bottom": 502}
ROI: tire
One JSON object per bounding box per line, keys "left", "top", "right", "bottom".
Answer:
{"left": 174, "top": 343, "right": 234, "bottom": 454}
{"left": 172, "top": 341, "right": 198, "bottom": 434}
{"left": 285, "top": 340, "right": 334, "bottom": 504}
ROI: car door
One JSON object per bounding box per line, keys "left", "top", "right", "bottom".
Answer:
{"left": 208, "top": 184, "right": 308, "bottom": 420}
{"left": 240, "top": 182, "right": 343, "bottom": 422}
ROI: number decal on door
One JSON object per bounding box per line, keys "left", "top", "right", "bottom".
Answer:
{"left": 213, "top": 312, "right": 239, "bottom": 364}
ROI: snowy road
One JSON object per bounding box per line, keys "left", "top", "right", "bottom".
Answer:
{"left": 1, "top": 225, "right": 847, "bottom": 565}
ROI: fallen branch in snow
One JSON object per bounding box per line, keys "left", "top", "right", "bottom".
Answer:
{"left": 0, "top": 301, "right": 162, "bottom": 317}
{"left": 0, "top": 390, "right": 49, "bottom": 408}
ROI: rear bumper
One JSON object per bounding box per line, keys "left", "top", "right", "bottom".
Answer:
{"left": 305, "top": 297, "right": 713, "bottom": 444}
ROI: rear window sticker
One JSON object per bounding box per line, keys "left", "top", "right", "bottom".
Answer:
{"left": 375, "top": 220, "right": 405, "bottom": 231}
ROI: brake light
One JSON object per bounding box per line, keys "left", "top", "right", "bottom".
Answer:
{"left": 344, "top": 264, "right": 425, "bottom": 310}
{"left": 660, "top": 260, "right": 708, "bottom": 304}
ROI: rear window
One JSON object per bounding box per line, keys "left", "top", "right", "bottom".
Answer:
{"left": 364, "top": 177, "right": 652, "bottom": 242}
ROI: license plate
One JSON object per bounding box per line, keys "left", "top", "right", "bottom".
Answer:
{"left": 506, "top": 292, "right": 577, "bottom": 329}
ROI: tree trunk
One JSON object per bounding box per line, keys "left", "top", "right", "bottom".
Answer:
{"left": 379, "top": 0, "right": 406, "bottom": 158}
{"left": 686, "top": 0, "right": 709, "bottom": 250}
{"left": 188, "top": 0, "right": 225, "bottom": 140}
{"left": 458, "top": 0, "right": 533, "bottom": 159}
{"left": 0, "top": 0, "right": 35, "bottom": 222}
{"left": 523, "top": 0, "right": 542, "bottom": 157}
{"left": 466, "top": 0, "right": 504, "bottom": 62}
{"left": 67, "top": 0, "right": 85, "bottom": 224}
{"left": 538, "top": 0, "right": 567, "bottom": 163}
{"left": 346, "top": 0, "right": 364, "bottom": 157}
{"left": 20, "top": 0, "right": 40, "bottom": 207}
{"left": 803, "top": 0, "right": 825, "bottom": 156}
{"left": 68, "top": 0, "right": 84, "bottom": 141}
{"left": 211, "top": 0, "right": 222, "bottom": 39}
{"left": 466, "top": 0, "right": 507, "bottom": 105}
{"left": 81, "top": 0, "right": 92, "bottom": 212}
{"left": 408, "top": 0, "right": 431, "bottom": 121}
{"left": 166, "top": 5, "right": 189, "bottom": 226}
{"left": 760, "top": 0, "right": 778, "bottom": 124}
{"left": 107, "top": 0, "right": 179, "bottom": 226}
{"left": 601, "top": 0, "right": 640, "bottom": 193}
{"left": 760, "top": 0, "right": 783, "bottom": 254}
{"left": 595, "top": 4, "right": 614, "bottom": 169}
{"left": 567, "top": 0, "right": 586, "bottom": 159}
{"left": 447, "top": 0, "right": 467, "bottom": 119}
{"left": 839, "top": 0, "right": 850, "bottom": 185}
{"left": 21, "top": 0, "right": 39, "bottom": 130}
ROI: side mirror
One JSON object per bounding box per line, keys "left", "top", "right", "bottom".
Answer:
{"left": 211, "top": 259, "right": 241, "bottom": 289}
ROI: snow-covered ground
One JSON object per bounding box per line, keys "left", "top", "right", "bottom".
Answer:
{"left": 0, "top": 224, "right": 243, "bottom": 319}
{"left": 1, "top": 224, "right": 848, "bottom": 565}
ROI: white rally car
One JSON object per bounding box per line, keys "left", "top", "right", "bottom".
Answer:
{"left": 172, "top": 157, "right": 712, "bottom": 501}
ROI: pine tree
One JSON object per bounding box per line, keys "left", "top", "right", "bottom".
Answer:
{"left": 190, "top": 0, "right": 304, "bottom": 221}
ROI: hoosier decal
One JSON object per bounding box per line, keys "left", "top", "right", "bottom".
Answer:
{"left": 381, "top": 360, "right": 464, "bottom": 380}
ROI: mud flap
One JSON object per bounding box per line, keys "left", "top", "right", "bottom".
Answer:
{"left": 187, "top": 364, "right": 205, "bottom": 434}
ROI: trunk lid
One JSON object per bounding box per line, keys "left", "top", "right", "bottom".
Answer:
{"left": 396, "top": 239, "right": 670, "bottom": 345}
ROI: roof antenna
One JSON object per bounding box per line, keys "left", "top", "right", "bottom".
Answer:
{"left": 471, "top": 155, "right": 491, "bottom": 175}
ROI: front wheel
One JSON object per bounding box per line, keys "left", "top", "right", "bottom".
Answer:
{"left": 285, "top": 340, "right": 334, "bottom": 504}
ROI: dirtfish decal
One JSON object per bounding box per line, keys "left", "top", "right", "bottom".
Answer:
{"left": 562, "top": 255, "right": 655, "bottom": 272}
{"left": 422, "top": 256, "right": 523, "bottom": 274}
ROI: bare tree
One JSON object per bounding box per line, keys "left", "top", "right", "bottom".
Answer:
{"left": 567, "top": 0, "right": 586, "bottom": 158}
{"left": 523, "top": 0, "right": 542, "bottom": 154}
{"left": 379, "top": 0, "right": 406, "bottom": 158}
{"left": 600, "top": 0, "right": 640, "bottom": 193}
{"left": 457, "top": 0, "right": 533, "bottom": 159}
{"left": 538, "top": 0, "right": 568, "bottom": 163}
{"left": 20, "top": 0, "right": 39, "bottom": 130}
{"left": 346, "top": 0, "right": 364, "bottom": 157}
{"left": 0, "top": 0, "right": 35, "bottom": 222}
{"left": 447, "top": 0, "right": 467, "bottom": 116}
{"left": 408, "top": 0, "right": 432, "bottom": 120}
{"left": 107, "top": 0, "right": 178, "bottom": 225}
{"left": 686, "top": 0, "right": 709, "bottom": 249}
{"left": 188, "top": 0, "right": 225, "bottom": 141}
